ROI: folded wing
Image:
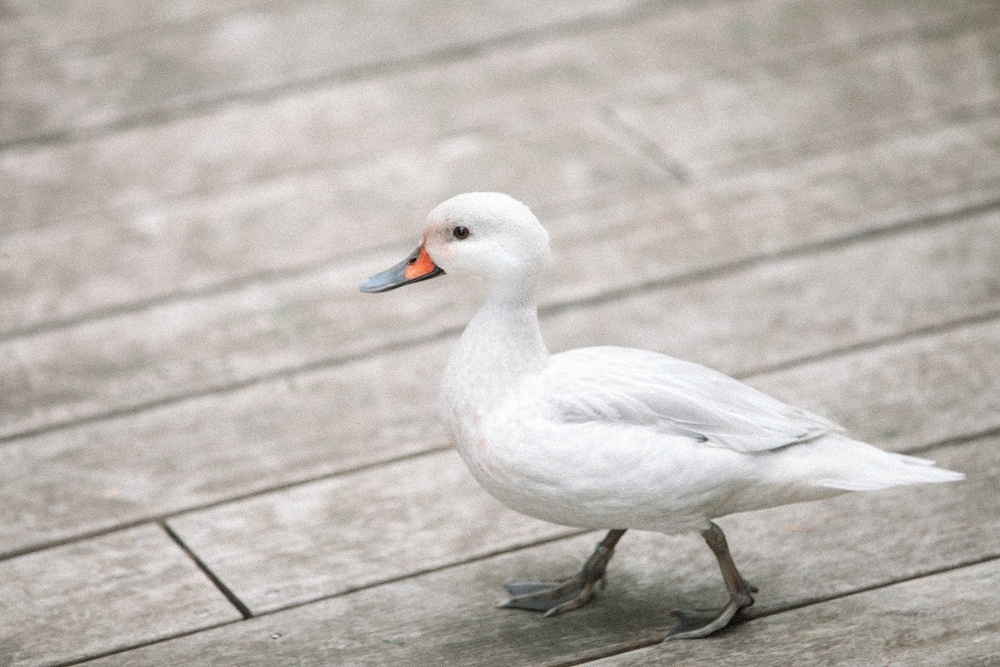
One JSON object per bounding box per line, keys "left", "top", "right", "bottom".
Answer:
{"left": 538, "top": 347, "right": 842, "bottom": 453}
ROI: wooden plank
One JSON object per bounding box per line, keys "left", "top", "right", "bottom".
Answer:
{"left": 0, "top": 111, "right": 660, "bottom": 337}
{"left": 82, "top": 435, "right": 997, "bottom": 666}
{"left": 0, "top": 0, "right": 268, "bottom": 45}
{"left": 3, "top": 0, "right": 988, "bottom": 149}
{"left": 3, "top": 1, "right": 996, "bottom": 344}
{"left": 0, "top": 0, "right": 643, "bottom": 146}
{"left": 2, "top": 195, "right": 997, "bottom": 442}
{"left": 541, "top": 208, "right": 1000, "bottom": 378}
{"left": 0, "top": 342, "right": 452, "bottom": 558}
{"left": 0, "top": 61, "right": 654, "bottom": 234}
{"left": 164, "top": 348, "right": 997, "bottom": 617}
{"left": 166, "top": 451, "right": 574, "bottom": 614}
{"left": 1, "top": 0, "right": 990, "bottom": 234}
{"left": 580, "top": 0, "right": 1000, "bottom": 79}
{"left": 586, "top": 559, "right": 1000, "bottom": 666}
{"left": 0, "top": 5, "right": 652, "bottom": 234}
{"left": 749, "top": 323, "right": 1000, "bottom": 452}
{"left": 5, "top": 111, "right": 1000, "bottom": 340}
{"left": 0, "top": 524, "right": 242, "bottom": 667}
{"left": 2, "top": 231, "right": 999, "bottom": 559}
{"left": 614, "top": 12, "right": 1000, "bottom": 178}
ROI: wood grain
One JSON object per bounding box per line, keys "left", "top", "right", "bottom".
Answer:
{"left": 86, "top": 436, "right": 995, "bottom": 666}
{"left": 615, "top": 15, "right": 1000, "bottom": 178}
{"left": 162, "top": 330, "right": 999, "bottom": 614}
{"left": 0, "top": 525, "right": 241, "bottom": 667}
{"left": 2, "top": 165, "right": 998, "bottom": 443}
{"left": 3, "top": 230, "right": 997, "bottom": 559}
{"left": 3, "top": 0, "right": 998, "bottom": 664}
{"left": 589, "top": 558, "right": 1000, "bottom": 666}
{"left": 4, "top": 8, "right": 998, "bottom": 331}
{"left": 0, "top": 0, "right": 644, "bottom": 147}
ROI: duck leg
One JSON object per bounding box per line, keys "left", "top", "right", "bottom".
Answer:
{"left": 664, "top": 521, "right": 757, "bottom": 640}
{"left": 501, "top": 529, "right": 626, "bottom": 616}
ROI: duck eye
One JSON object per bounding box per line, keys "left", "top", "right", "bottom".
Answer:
{"left": 452, "top": 226, "right": 470, "bottom": 240}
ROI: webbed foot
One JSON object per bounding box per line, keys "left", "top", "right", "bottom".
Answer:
{"left": 663, "top": 579, "right": 756, "bottom": 640}
{"left": 501, "top": 575, "right": 601, "bottom": 616}
{"left": 500, "top": 529, "right": 626, "bottom": 617}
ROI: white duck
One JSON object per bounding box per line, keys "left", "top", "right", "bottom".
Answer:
{"left": 360, "top": 192, "right": 964, "bottom": 640}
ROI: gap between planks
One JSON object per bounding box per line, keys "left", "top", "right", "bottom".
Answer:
{"left": 3, "top": 321, "right": 999, "bottom": 567}
{"left": 4, "top": 0, "right": 993, "bottom": 155}
{"left": 50, "top": 431, "right": 999, "bottom": 667}
{"left": 0, "top": 444, "right": 447, "bottom": 563}
{"left": 1, "top": 192, "right": 998, "bottom": 450}
{"left": 48, "top": 529, "right": 593, "bottom": 667}
{"left": 547, "top": 550, "right": 1000, "bottom": 667}
{"left": 0, "top": 0, "right": 669, "bottom": 154}
{"left": 161, "top": 522, "right": 254, "bottom": 620}
{"left": 6, "top": 176, "right": 999, "bottom": 348}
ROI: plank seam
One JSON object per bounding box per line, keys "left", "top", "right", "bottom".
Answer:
{"left": 600, "top": 106, "right": 693, "bottom": 184}
{"left": 0, "top": 0, "right": 673, "bottom": 154}
{"left": 1, "top": 191, "right": 998, "bottom": 451}
{"left": 4, "top": 421, "right": 997, "bottom": 566}
{"left": 49, "top": 617, "right": 248, "bottom": 667}
{"left": 735, "top": 308, "right": 1000, "bottom": 380}
{"left": 160, "top": 521, "right": 254, "bottom": 620}
{"left": 7, "top": 182, "right": 999, "bottom": 349}
{"left": 225, "top": 528, "right": 593, "bottom": 618}
{"left": 538, "top": 194, "right": 1000, "bottom": 319}
{"left": 4, "top": 0, "right": 993, "bottom": 154}
{"left": 16, "top": 433, "right": 1000, "bottom": 666}
{"left": 0, "top": 446, "right": 451, "bottom": 562}
{"left": 50, "top": 619, "right": 246, "bottom": 667}
{"left": 543, "top": 552, "right": 1000, "bottom": 666}
{"left": 749, "top": 554, "right": 1000, "bottom": 624}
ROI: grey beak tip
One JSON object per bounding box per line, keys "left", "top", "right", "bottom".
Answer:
{"left": 359, "top": 277, "right": 391, "bottom": 293}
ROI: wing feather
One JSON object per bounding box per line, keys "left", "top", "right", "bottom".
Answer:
{"left": 537, "top": 347, "right": 841, "bottom": 453}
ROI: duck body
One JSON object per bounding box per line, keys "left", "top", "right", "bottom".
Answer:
{"left": 360, "top": 191, "right": 964, "bottom": 639}
{"left": 440, "top": 292, "right": 950, "bottom": 536}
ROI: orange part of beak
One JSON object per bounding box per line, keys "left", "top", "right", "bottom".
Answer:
{"left": 359, "top": 244, "right": 444, "bottom": 293}
{"left": 404, "top": 245, "right": 439, "bottom": 280}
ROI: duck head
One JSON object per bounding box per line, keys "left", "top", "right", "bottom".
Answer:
{"left": 359, "top": 192, "right": 550, "bottom": 294}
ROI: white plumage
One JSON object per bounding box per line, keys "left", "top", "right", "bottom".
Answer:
{"left": 361, "top": 191, "right": 964, "bottom": 640}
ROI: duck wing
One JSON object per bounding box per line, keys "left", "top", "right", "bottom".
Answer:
{"left": 537, "top": 346, "right": 842, "bottom": 453}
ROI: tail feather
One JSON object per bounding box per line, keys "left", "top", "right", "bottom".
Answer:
{"left": 820, "top": 451, "right": 965, "bottom": 492}
{"left": 787, "top": 436, "right": 965, "bottom": 493}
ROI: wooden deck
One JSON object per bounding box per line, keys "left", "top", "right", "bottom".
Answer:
{"left": 3, "top": 1, "right": 1000, "bottom": 665}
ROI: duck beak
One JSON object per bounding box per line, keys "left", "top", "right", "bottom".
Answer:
{"left": 359, "top": 244, "right": 444, "bottom": 293}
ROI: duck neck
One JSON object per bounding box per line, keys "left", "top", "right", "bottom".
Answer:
{"left": 442, "top": 279, "right": 549, "bottom": 416}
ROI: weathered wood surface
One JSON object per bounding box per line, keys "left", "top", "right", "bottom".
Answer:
{"left": 588, "top": 558, "right": 1000, "bottom": 667}
{"left": 3, "top": 0, "right": 997, "bottom": 329}
{"left": 164, "top": 424, "right": 996, "bottom": 620}
{"left": 82, "top": 557, "right": 1000, "bottom": 667}
{"left": 2, "top": 152, "right": 998, "bottom": 441}
{"left": 3, "top": 220, "right": 998, "bottom": 559}
{"left": 0, "top": 525, "right": 242, "bottom": 667}
{"left": 2, "top": 0, "right": 998, "bottom": 665}
{"left": 84, "top": 436, "right": 1000, "bottom": 666}
{"left": 3, "top": 0, "right": 988, "bottom": 220}
{"left": 1, "top": 0, "right": 646, "bottom": 147}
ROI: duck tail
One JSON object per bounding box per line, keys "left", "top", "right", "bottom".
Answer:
{"left": 776, "top": 435, "right": 965, "bottom": 493}
{"left": 811, "top": 437, "right": 965, "bottom": 492}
